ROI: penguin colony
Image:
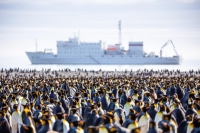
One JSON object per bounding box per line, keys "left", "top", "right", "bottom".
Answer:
{"left": 0, "top": 68, "right": 200, "bottom": 133}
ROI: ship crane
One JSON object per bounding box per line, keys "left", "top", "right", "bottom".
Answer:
{"left": 160, "top": 40, "right": 178, "bottom": 57}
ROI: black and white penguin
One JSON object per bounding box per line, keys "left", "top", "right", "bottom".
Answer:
{"left": 69, "top": 120, "right": 85, "bottom": 133}
{"left": 124, "top": 97, "right": 134, "bottom": 117}
{"left": 147, "top": 120, "right": 160, "bottom": 133}
{"left": 20, "top": 108, "right": 36, "bottom": 133}
{"left": 53, "top": 112, "right": 70, "bottom": 133}
{"left": 84, "top": 109, "right": 99, "bottom": 130}
{"left": 101, "top": 91, "right": 110, "bottom": 111}
{"left": 178, "top": 114, "right": 195, "bottom": 133}
{"left": 67, "top": 108, "right": 81, "bottom": 124}
{"left": 37, "top": 117, "right": 52, "bottom": 133}
{"left": 125, "top": 110, "right": 138, "bottom": 130}
{"left": 185, "top": 103, "right": 198, "bottom": 117}
{"left": 119, "top": 90, "right": 128, "bottom": 107}
{"left": 2, "top": 106, "right": 12, "bottom": 129}
{"left": 33, "top": 104, "right": 42, "bottom": 119}
{"left": 171, "top": 100, "right": 186, "bottom": 125}
{"left": 147, "top": 103, "right": 158, "bottom": 121}
{"left": 11, "top": 104, "right": 23, "bottom": 133}
{"left": 154, "top": 103, "right": 166, "bottom": 123}
{"left": 138, "top": 107, "right": 151, "bottom": 133}
{"left": 107, "top": 98, "right": 120, "bottom": 111}
{"left": 0, "top": 110, "right": 11, "bottom": 133}
{"left": 158, "top": 113, "right": 177, "bottom": 133}
{"left": 191, "top": 117, "right": 200, "bottom": 133}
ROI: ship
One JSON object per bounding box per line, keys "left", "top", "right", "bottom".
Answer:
{"left": 26, "top": 21, "right": 180, "bottom": 65}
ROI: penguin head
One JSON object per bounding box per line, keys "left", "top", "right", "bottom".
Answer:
{"left": 70, "top": 107, "right": 78, "bottom": 114}
{"left": 189, "top": 90, "right": 195, "bottom": 99}
{"left": 13, "top": 104, "right": 18, "bottom": 110}
{"left": 142, "top": 106, "right": 148, "bottom": 113}
{"left": 186, "top": 114, "right": 194, "bottom": 122}
{"left": 130, "top": 126, "right": 141, "bottom": 133}
{"left": 127, "top": 96, "right": 132, "bottom": 103}
{"left": 35, "top": 104, "right": 41, "bottom": 110}
{"left": 193, "top": 117, "right": 200, "bottom": 128}
{"left": 128, "top": 109, "right": 137, "bottom": 121}
{"left": 149, "top": 120, "right": 157, "bottom": 128}
{"left": 109, "top": 127, "right": 118, "bottom": 133}
{"left": 111, "top": 98, "right": 118, "bottom": 103}
{"left": 161, "top": 122, "right": 172, "bottom": 133}
{"left": 71, "top": 120, "right": 85, "bottom": 128}
{"left": 87, "top": 126, "right": 98, "bottom": 133}
{"left": 40, "top": 118, "right": 51, "bottom": 125}
{"left": 0, "top": 110, "right": 5, "bottom": 118}
{"left": 159, "top": 103, "right": 166, "bottom": 112}
{"left": 101, "top": 114, "right": 113, "bottom": 125}
{"left": 2, "top": 106, "right": 9, "bottom": 113}
{"left": 162, "top": 113, "right": 171, "bottom": 122}
{"left": 55, "top": 112, "right": 66, "bottom": 120}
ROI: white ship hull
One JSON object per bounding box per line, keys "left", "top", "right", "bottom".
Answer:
{"left": 26, "top": 52, "right": 179, "bottom": 65}
{"left": 26, "top": 35, "right": 180, "bottom": 65}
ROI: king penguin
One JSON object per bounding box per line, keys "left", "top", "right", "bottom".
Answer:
{"left": 11, "top": 104, "right": 22, "bottom": 133}
{"left": 53, "top": 112, "right": 70, "bottom": 133}
{"left": 124, "top": 97, "right": 134, "bottom": 117}
{"left": 138, "top": 106, "right": 151, "bottom": 133}
{"left": 154, "top": 103, "right": 166, "bottom": 123}
{"left": 0, "top": 110, "right": 11, "bottom": 133}
{"left": 126, "top": 111, "right": 139, "bottom": 130}
{"left": 178, "top": 114, "right": 195, "bottom": 133}
{"left": 147, "top": 120, "right": 160, "bottom": 133}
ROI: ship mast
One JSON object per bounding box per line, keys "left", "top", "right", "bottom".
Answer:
{"left": 118, "top": 20, "right": 122, "bottom": 47}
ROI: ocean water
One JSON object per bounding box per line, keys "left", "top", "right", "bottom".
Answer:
{"left": 0, "top": 58, "right": 199, "bottom": 72}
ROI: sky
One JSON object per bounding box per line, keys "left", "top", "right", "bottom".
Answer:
{"left": 0, "top": 0, "right": 200, "bottom": 68}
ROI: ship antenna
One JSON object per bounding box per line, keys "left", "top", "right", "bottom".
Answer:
{"left": 118, "top": 20, "right": 122, "bottom": 47}
{"left": 35, "top": 39, "right": 37, "bottom": 52}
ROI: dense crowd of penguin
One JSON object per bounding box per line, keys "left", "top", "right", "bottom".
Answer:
{"left": 0, "top": 68, "right": 200, "bottom": 133}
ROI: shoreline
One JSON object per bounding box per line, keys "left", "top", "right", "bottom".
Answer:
{"left": 1, "top": 68, "right": 200, "bottom": 78}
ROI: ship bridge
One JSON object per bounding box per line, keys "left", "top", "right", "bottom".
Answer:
{"left": 56, "top": 37, "right": 103, "bottom": 57}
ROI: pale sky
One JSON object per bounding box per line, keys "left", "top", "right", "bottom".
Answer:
{"left": 0, "top": 0, "right": 200, "bottom": 68}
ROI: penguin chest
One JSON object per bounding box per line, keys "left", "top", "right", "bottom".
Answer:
{"left": 139, "top": 114, "right": 150, "bottom": 126}
{"left": 127, "top": 121, "right": 138, "bottom": 130}
{"left": 187, "top": 123, "right": 194, "bottom": 133}
{"left": 114, "top": 103, "right": 119, "bottom": 110}
{"left": 124, "top": 104, "right": 132, "bottom": 116}
{"left": 154, "top": 112, "right": 163, "bottom": 123}
{"left": 21, "top": 98, "right": 27, "bottom": 105}
{"left": 197, "top": 110, "right": 200, "bottom": 118}
{"left": 12, "top": 111, "right": 21, "bottom": 131}
{"left": 133, "top": 94, "right": 138, "bottom": 100}
{"left": 138, "top": 114, "right": 150, "bottom": 133}
{"left": 99, "top": 127, "right": 109, "bottom": 133}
